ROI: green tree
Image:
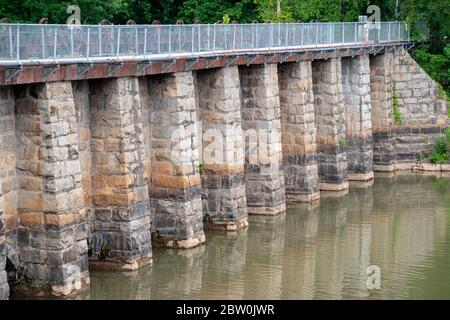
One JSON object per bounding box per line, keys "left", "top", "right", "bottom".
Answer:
{"left": 177, "top": 0, "right": 258, "bottom": 23}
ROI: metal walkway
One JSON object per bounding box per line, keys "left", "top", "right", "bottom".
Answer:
{"left": 0, "top": 22, "right": 410, "bottom": 66}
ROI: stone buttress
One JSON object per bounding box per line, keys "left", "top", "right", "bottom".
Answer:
{"left": 278, "top": 61, "right": 320, "bottom": 202}
{"left": 312, "top": 58, "right": 349, "bottom": 191}
{"left": 341, "top": 55, "right": 374, "bottom": 181}
{"left": 239, "top": 64, "right": 286, "bottom": 215}
{"left": 369, "top": 52, "right": 397, "bottom": 171}
{"left": 196, "top": 66, "right": 248, "bottom": 231}
{"left": 88, "top": 77, "right": 152, "bottom": 270}
{"left": 13, "top": 82, "right": 90, "bottom": 296}
{"left": 146, "top": 72, "right": 206, "bottom": 248}
{"left": 392, "top": 48, "right": 449, "bottom": 168}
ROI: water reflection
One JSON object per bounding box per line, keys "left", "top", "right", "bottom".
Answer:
{"left": 84, "top": 173, "right": 449, "bottom": 300}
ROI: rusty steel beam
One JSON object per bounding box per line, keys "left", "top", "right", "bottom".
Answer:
{"left": 0, "top": 42, "right": 413, "bottom": 86}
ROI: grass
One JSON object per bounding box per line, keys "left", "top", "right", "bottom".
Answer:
{"left": 199, "top": 161, "right": 205, "bottom": 175}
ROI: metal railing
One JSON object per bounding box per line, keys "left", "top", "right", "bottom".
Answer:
{"left": 0, "top": 21, "right": 410, "bottom": 65}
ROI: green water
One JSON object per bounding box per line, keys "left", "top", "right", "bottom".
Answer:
{"left": 84, "top": 173, "right": 450, "bottom": 300}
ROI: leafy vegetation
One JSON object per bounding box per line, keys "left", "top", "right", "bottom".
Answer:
{"left": 199, "top": 161, "right": 205, "bottom": 175}
{"left": 339, "top": 137, "right": 348, "bottom": 148}
{"left": 428, "top": 128, "right": 450, "bottom": 165}
{"left": 392, "top": 83, "right": 403, "bottom": 124}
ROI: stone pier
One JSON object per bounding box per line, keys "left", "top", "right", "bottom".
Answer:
{"left": 0, "top": 86, "right": 14, "bottom": 300}
{"left": 0, "top": 173, "right": 8, "bottom": 300}
{"left": 341, "top": 55, "right": 374, "bottom": 181}
{"left": 370, "top": 52, "right": 397, "bottom": 171}
{"left": 278, "top": 61, "right": 320, "bottom": 202}
{"left": 146, "top": 72, "right": 205, "bottom": 248}
{"left": 197, "top": 67, "right": 248, "bottom": 231}
{"left": 312, "top": 58, "right": 349, "bottom": 191}
{"left": 88, "top": 78, "right": 152, "bottom": 270}
{"left": 239, "top": 64, "right": 286, "bottom": 215}
{"left": 13, "top": 82, "right": 89, "bottom": 296}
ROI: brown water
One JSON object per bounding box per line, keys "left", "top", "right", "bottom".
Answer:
{"left": 83, "top": 173, "right": 450, "bottom": 300}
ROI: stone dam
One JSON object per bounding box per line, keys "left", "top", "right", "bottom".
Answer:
{"left": 0, "top": 23, "right": 448, "bottom": 299}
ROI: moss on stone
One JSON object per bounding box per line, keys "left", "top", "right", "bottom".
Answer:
{"left": 392, "top": 83, "right": 403, "bottom": 124}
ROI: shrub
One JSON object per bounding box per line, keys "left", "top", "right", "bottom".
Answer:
{"left": 428, "top": 128, "right": 450, "bottom": 164}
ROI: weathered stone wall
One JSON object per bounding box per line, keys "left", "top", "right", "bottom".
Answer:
{"left": 13, "top": 82, "right": 89, "bottom": 296}
{"left": 392, "top": 48, "right": 449, "bottom": 165}
{"left": 0, "top": 218, "right": 7, "bottom": 299}
{"left": 88, "top": 77, "right": 152, "bottom": 270}
{"left": 370, "top": 52, "right": 397, "bottom": 171}
{"left": 146, "top": 72, "right": 205, "bottom": 248}
{"left": 312, "top": 58, "right": 349, "bottom": 191}
{"left": 239, "top": 64, "right": 286, "bottom": 215}
{"left": 72, "top": 81, "right": 92, "bottom": 227}
{"left": 341, "top": 55, "right": 374, "bottom": 181}
{"left": 0, "top": 86, "right": 17, "bottom": 285}
{"left": 1, "top": 49, "right": 449, "bottom": 299}
{"left": 197, "top": 66, "right": 248, "bottom": 231}
{"left": 138, "top": 77, "right": 153, "bottom": 192}
{"left": 278, "top": 61, "right": 320, "bottom": 202}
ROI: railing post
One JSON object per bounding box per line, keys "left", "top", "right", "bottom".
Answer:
{"left": 86, "top": 27, "right": 90, "bottom": 58}
{"left": 232, "top": 24, "right": 235, "bottom": 52}
{"left": 110, "top": 27, "right": 113, "bottom": 55}
{"left": 388, "top": 22, "right": 391, "bottom": 42}
{"left": 135, "top": 27, "right": 138, "bottom": 55}
{"left": 191, "top": 25, "right": 195, "bottom": 53}
{"left": 207, "top": 24, "right": 210, "bottom": 51}
{"left": 278, "top": 23, "right": 281, "bottom": 47}
{"left": 407, "top": 22, "right": 410, "bottom": 41}
{"left": 240, "top": 25, "right": 243, "bottom": 50}
{"left": 53, "top": 27, "right": 58, "bottom": 60}
{"left": 158, "top": 26, "right": 161, "bottom": 54}
{"left": 342, "top": 23, "right": 345, "bottom": 44}
{"left": 169, "top": 25, "right": 172, "bottom": 55}
{"left": 224, "top": 25, "right": 227, "bottom": 51}
{"left": 301, "top": 24, "right": 304, "bottom": 46}
{"left": 329, "top": 22, "right": 332, "bottom": 45}
{"left": 99, "top": 26, "right": 102, "bottom": 56}
{"left": 285, "top": 24, "right": 289, "bottom": 48}
{"left": 179, "top": 25, "right": 182, "bottom": 53}
{"left": 378, "top": 22, "right": 381, "bottom": 42}
{"left": 270, "top": 23, "right": 274, "bottom": 49}
{"left": 354, "top": 23, "right": 357, "bottom": 43}
{"left": 71, "top": 27, "right": 74, "bottom": 57}
{"left": 315, "top": 23, "right": 319, "bottom": 47}
{"left": 116, "top": 27, "right": 121, "bottom": 57}
{"left": 8, "top": 25, "right": 13, "bottom": 59}
{"left": 16, "top": 25, "right": 20, "bottom": 61}
{"left": 198, "top": 24, "right": 201, "bottom": 52}
{"left": 294, "top": 24, "right": 297, "bottom": 46}
{"left": 144, "top": 28, "right": 148, "bottom": 57}
{"left": 41, "top": 25, "right": 45, "bottom": 59}
{"left": 255, "top": 23, "right": 258, "bottom": 50}
{"left": 213, "top": 24, "right": 216, "bottom": 53}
